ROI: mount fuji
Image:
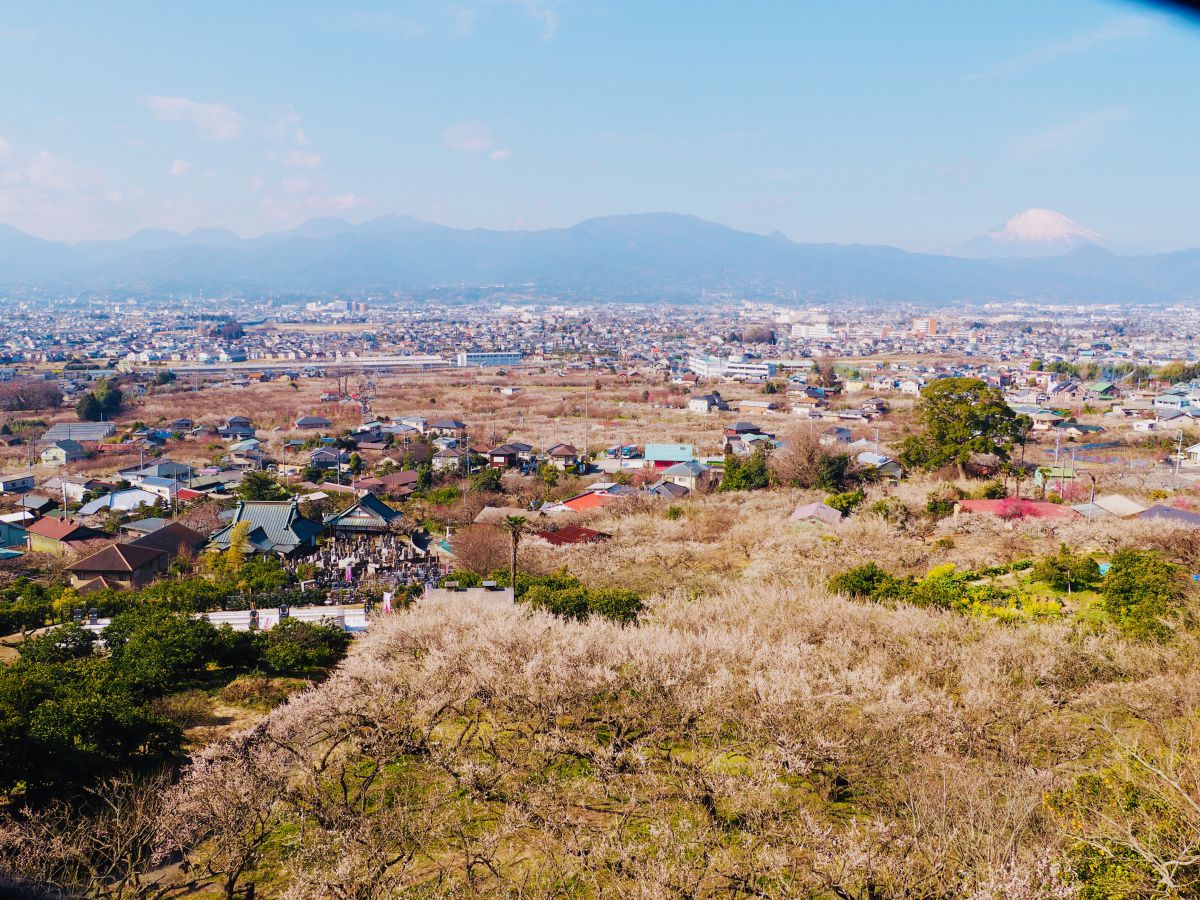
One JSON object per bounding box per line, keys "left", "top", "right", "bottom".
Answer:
{"left": 953, "top": 208, "right": 1118, "bottom": 258}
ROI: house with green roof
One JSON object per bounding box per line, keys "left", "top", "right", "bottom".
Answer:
{"left": 208, "top": 499, "right": 322, "bottom": 558}
{"left": 323, "top": 492, "right": 405, "bottom": 537}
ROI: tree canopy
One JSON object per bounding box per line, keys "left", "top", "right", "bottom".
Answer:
{"left": 898, "top": 378, "right": 1030, "bottom": 475}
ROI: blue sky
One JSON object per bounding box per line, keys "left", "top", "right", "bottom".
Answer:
{"left": 1, "top": 0, "right": 1197, "bottom": 251}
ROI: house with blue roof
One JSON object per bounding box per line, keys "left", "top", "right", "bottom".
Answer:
{"left": 644, "top": 443, "right": 696, "bottom": 469}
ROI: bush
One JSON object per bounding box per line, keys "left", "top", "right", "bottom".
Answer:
{"left": 261, "top": 618, "right": 351, "bottom": 675}
{"left": 828, "top": 563, "right": 893, "bottom": 599}
{"left": 976, "top": 480, "right": 1007, "bottom": 500}
{"left": 869, "top": 497, "right": 912, "bottom": 529}
{"left": 664, "top": 505, "right": 684, "bottom": 520}
{"left": 521, "top": 584, "right": 643, "bottom": 624}
{"left": 1100, "top": 549, "right": 1189, "bottom": 642}
{"left": 825, "top": 489, "right": 866, "bottom": 515}
{"left": 1031, "top": 544, "right": 1100, "bottom": 593}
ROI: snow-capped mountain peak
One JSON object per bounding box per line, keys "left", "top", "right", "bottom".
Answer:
{"left": 953, "top": 208, "right": 1110, "bottom": 258}
{"left": 987, "top": 208, "right": 1104, "bottom": 245}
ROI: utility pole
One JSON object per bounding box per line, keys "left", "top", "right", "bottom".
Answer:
{"left": 583, "top": 384, "right": 590, "bottom": 463}
{"left": 1175, "top": 429, "right": 1184, "bottom": 477}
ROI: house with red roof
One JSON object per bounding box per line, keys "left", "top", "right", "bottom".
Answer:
{"left": 954, "top": 498, "right": 1080, "bottom": 520}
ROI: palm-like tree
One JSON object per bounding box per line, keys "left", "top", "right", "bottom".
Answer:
{"left": 500, "top": 515, "right": 528, "bottom": 596}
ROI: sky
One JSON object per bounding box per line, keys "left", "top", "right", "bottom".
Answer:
{"left": 0, "top": 0, "right": 1198, "bottom": 252}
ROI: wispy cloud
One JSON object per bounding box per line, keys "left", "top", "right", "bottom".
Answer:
{"left": 969, "top": 14, "right": 1156, "bottom": 80}
{"left": 284, "top": 149, "right": 323, "bottom": 169}
{"left": 141, "top": 95, "right": 242, "bottom": 140}
{"left": 1010, "top": 106, "right": 1130, "bottom": 159}
{"left": 168, "top": 159, "right": 194, "bottom": 176}
{"left": 504, "top": 0, "right": 560, "bottom": 40}
{"left": 443, "top": 121, "right": 511, "bottom": 159}
{"left": 348, "top": 11, "right": 428, "bottom": 38}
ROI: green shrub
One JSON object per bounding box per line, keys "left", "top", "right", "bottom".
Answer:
{"left": 1100, "top": 549, "right": 1189, "bottom": 642}
{"left": 825, "top": 489, "right": 866, "bottom": 515}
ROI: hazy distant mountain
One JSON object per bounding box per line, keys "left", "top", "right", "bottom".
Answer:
{"left": 0, "top": 212, "right": 1197, "bottom": 304}
{"left": 953, "top": 208, "right": 1119, "bottom": 259}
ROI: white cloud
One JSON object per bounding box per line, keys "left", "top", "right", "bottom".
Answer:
{"left": 970, "top": 14, "right": 1156, "bottom": 80}
{"left": 443, "top": 123, "right": 512, "bottom": 161}
{"left": 282, "top": 177, "right": 311, "bottom": 193}
{"left": 141, "top": 95, "right": 242, "bottom": 140}
{"left": 24, "top": 150, "right": 91, "bottom": 192}
{"left": 443, "top": 121, "right": 496, "bottom": 152}
{"left": 326, "top": 192, "right": 369, "bottom": 213}
{"left": 294, "top": 127, "right": 311, "bottom": 146}
{"left": 504, "top": 0, "right": 560, "bottom": 40}
{"left": 169, "top": 159, "right": 194, "bottom": 176}
{"left": 0, "top": 142, "right": 131, "bottom": 240}
{"left": 1011, "top": 106, "right": 1130, "bottom": 159}
{"left": 284, "top": 149, "right": 323, "bottom": 169}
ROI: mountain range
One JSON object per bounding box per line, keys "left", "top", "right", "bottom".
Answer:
{"left": 1, "top": 211, "right": 1197, "bottom": 304}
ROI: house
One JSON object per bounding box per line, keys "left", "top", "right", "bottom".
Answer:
{"left": 1154, "top": 392, "right": 1191, "bottom": 413}
{"left": 308, "top": 447, "right": 349, "bottom": 471}
{"left": 1054, "top": 422, "right": 1106, "bottom": 437}
{"left": 352, "top": 470, "right": 419, "bottom": 498}
{"left": 546, "top": 443, "right": 580, "bottom": 470}
{"left": 659, "top": 459, "right": 713, "bottom": 493}
{"left": 819, "top": 426, "right": 853, "bottom": 447}
{"left": 488, "top": 442, "right": 534, "bottom": 469}
{"left": 733, "top": 399, "right": 779, "bottom": 414}
{"left": 687, "top": 393, "right": 728, "bottom": 414}
{"left": 119, "top": 517, "right": 169, "bottom": 537}
{"left": 855, "top": 452, "right": 903, "bottom": 479}
{"left": 26, "top": 517, "right": 106, "bottom": 553}
{"left": 208, "top": 499, "right": 322, "bottom": 558}
{"left": 533, "top": 525, "right": 610, "bottom": 546}
{"left": 954, "top": 499, "right": 1080, "bottom": 520}
{"left": 645, "top": 443, "right": 696, "bottom": 470}
{"left": 323, "top": 493, "right": 405, "bottom": 538}
{"left": 789, "top": 501, "right": 844, "bottom": 526}
{"left": 40, "top": 439, "right": 86, "bottom": 466}
{"left": 139, "top": 476, "right": 182, "bottom": 503}
{"left": 78, "top": 488, "right": 161, "bottom": 517}
{"left": 1093, "top": 494, "right": 1147, "bottom": 519}
{"left": 432, "top": 446, "right": 469, "bottom": 472}
{"left": 1033, "top": 466, "right": 1078, "bottom": 488}
{"left": 1030, "top": 411, "right": 1066, "bottom": 432}
{"left": 1135, "top": 505, "right": 1200, "bottom": 525}
{"left": 219, "top": 416, "right": 256, "bottom": 440}
{"left": 0, "top": 472, "right": 35, "bottom": 494}
{"left": 428, "top": 418, "right": 468, "bottom": 438}
{"left": 120, "top": 460, "right": 195, "bottom": 484}
{"left": 40, "top": 422, "right": 114, "bottom": 444}
{"left": 1087, "top": 381, "right": 1120, "bottom": 402}
{"left": 552, "top": 491, "right": 620, "bottom": 514}
{"left": 295, "top": 415, "right": 333, "bottom": 430}
{"left": 68, "top": 543, "right": 169, "bottom": 592}
{"left": 19, "top": 495, "right": 59, "bottom": 516}
{"left": 647, "top": 480, "right": 689, "bottom": 499}
{"left": 398, "top": 415, "right": 428, "bottom": 433}
{"left": 0, "top": 521, "right": 26, "bottom": 550}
